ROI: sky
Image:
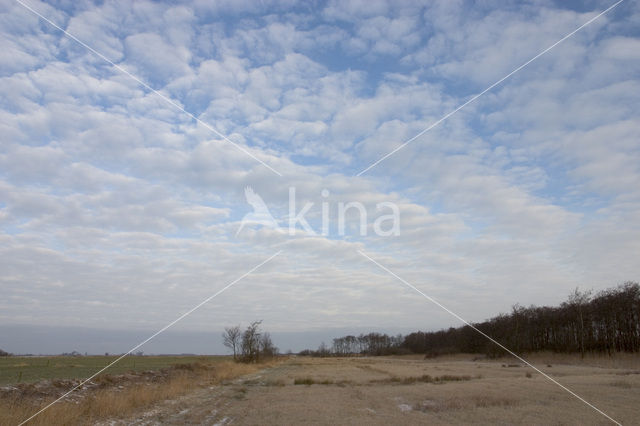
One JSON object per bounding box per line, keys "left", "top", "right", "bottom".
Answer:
{"left": 0, "top": 0, "right": 639, "bottom": 354}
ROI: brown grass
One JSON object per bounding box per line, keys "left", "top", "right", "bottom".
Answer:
{"left": 294, "top": 377, "right": 342, "bottom": 385}
{"left": 293, "top": 377, "right": 316, "bottom": 385}
{"left": 472, "top": 395, "right": 519, "bottom": 408}
{"left": 0, "top": 359, "right": 280, "bottom": 426}
{"left": 391, "top": 351, "right": 640, "bottom": 370}
{"left": 372, "top": 374, "right": 474, "bottom": 385}
{"left": 78, "top": 355, "right": 640, "bottom": 424}
{"left": 493, "top": 351, "right": 640, "bottom": 370}
{"left": 415, "top": 395, "right": 518, "bottom": 413}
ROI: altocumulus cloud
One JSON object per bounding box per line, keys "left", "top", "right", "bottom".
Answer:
{"left": 0, "top": 0, "right": 639, "bottom": 353}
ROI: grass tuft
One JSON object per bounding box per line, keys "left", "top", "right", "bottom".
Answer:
{"left": 293, "top": 377, "right": 315, "bottom": 385}
{"left": 292, "top": 377, "right": 337, "bottom": 385}
{"left": 473, "top": 395, "right": 519, "bottom": 408}
{"left": 372, "top": 374, "right": 473, "bottom": 385}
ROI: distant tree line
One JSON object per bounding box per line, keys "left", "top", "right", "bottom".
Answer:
{"left": 299, "top": 282, "right": 640, "bottom": 357}
{"left": 405, "top": 282, "right": 640, "bottom": 357}
{"left": 299, "top": 333, "right": 408, "bottom": 357}
{"left": 222, "top": 321, "right": 278, "bottom": 363}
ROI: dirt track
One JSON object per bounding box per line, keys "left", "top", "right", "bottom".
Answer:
{"left": 102, "top": 356, "right": 640, "bottom": 425}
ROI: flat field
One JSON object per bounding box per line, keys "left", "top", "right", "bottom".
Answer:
{"left": 103, "top": 354, "right": 640, "bottom": 425}
{"left": 0, "top": 355, "right": 227, "bottom": 385}
{"left": 0, "top": 355, "right": 260, "bottom": 425}
{"left": 4, "top": 354, "right": 640, "bottom": 425}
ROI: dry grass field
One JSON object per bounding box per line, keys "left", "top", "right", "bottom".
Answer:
{"left": 0, "top": 357, "right": 278, "bottom": 426}
{"left": 3, "top": 354, "right": 639, "bottom": 425}
{"left": 94, "top": 354, "right": 639, "bottom": 425}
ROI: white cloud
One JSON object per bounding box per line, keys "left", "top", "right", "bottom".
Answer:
{"left": 0, "top": 0, "right": 638, "bottom": 350}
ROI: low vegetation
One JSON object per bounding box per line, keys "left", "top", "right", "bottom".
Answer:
{"left": 415, "top": 395, "right": 519, "bottom": 413}
{"left": 293, "top": 377, "right": 315, "bottom": 385}
{"left": 0, "top": 357, "right": 280, "bottom": 426}
{"left": 372, "top": 374, "right": 474, "bottom": 385}
{"left": 178, "top": 356, "right": 640, "bottom": 424}
{"left": 0, "top": 355, "right": 223, "bottom": 386}
{"left": 0, "top": 320, "right": 282, "bottom": 425}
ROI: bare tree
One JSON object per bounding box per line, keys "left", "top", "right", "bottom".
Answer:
{"left": 241, "top": 320, "right": 263, "bottom": 363}
{"left": 222, "top": 325, "right": 242, "bottom": 361}
{"left": 316, "top": 341, "right": 331, "bottom": 357}
{"left": 260, "top": 332, "right": 278, "bottom": 359}
{"left": 566, "top": 288, "right": 592, "bottom": 358}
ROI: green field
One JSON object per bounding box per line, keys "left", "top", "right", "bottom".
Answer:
{"left": 0, "top": 355, "right": 229, "bottom": 385}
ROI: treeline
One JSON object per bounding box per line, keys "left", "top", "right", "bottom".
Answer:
{"left": 300, "top": 282, "right": 640, "bottom": 357}
{"left": 222, "top": 321, "right": 278, "bottom": 363}
{"left": 299, "top": 333, "right": 408, "bottom": 357}
{"left": 406, "top": 282, "right": 640, "bottom": 357}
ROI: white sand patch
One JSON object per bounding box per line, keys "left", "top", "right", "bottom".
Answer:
{"left": 397, "top": 403, "right": 412, "bottom": 412}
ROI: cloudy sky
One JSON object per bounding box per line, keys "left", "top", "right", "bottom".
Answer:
{"left": 1, "top": 0, "right": 639, "bottom": 354}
